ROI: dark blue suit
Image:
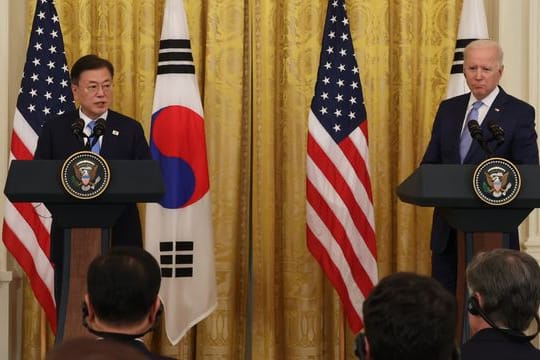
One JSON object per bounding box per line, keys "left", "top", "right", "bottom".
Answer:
{"left": 461, "top": 328, "right": 540, "bottom": 360}
{"left": 102, "top": 339, "right": 175, "bottom": 360}
{"left": 421, "top": 87, "right": 538, "bottom": 293}
{"left": 34, "top": 109, "right": 151, "bottom": 302}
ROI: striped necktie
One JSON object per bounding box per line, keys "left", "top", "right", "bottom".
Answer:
{"left": 87, "top": 120, "right": 101, "bottom": 154}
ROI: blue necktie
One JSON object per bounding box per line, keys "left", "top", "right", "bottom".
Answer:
{"left": 459, "top": 101, "right": 483, "bottom": 163}
{"left": 87, "top": 120, "right": 101, "bottom": 154}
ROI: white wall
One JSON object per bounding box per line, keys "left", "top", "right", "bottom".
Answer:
{"left": 0, "top": 0, "right": 10, "bottom": 274}
{"left": 487, "top": 0, "right": 540, "bottom": 259}
{"left": 0, "top": 0, "right": 11, "bottom": 358}
{"left": 485, "top": 0, "right": 540, "bottom": 346}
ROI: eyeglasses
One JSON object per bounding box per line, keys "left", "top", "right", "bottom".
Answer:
{"left": 83, "top": 82, "right": 113, "bottom": 95}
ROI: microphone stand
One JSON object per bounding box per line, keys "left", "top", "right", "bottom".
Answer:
{"left": 468, "top": 120, "right": 492, "bottom": 158}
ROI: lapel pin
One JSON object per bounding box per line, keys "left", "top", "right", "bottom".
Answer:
{"left": 494, "top": 108, "right": 500, "bottom": 112}
{"left": 112, "top": 130, "right": 119, "bottom": 136}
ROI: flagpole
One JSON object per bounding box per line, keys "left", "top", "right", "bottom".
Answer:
{"left": 41, "top": 310, "right": 46, "bottom": 358}
{"left": 339, "top": 305, "right": 345, "bottom": 360}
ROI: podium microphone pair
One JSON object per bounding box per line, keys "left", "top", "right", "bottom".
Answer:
{"left": 72, "top": 118, "right": 106, "bottom": 150}
{"left": 467, "top": 120, "right": 505, "bottom": 156}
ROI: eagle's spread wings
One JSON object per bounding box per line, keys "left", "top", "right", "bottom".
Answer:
{"left": 73, "top": 164, "right": 82, "bottom": 180}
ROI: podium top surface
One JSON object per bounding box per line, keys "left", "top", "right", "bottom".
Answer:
{"left": 4, "top": 160, "right": 164, "bottom": 204}
{"left": 397, "top": 164, "right": 540, "bottom": 208}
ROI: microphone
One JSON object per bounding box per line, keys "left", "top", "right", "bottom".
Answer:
{"left": 71, "top": 119, "right": 88, "bottom": 148}
{"left": 71, "top": 118, "right": 84, "bottom": 137}
{"left": 468, "top": 120, "right": 491, "bottom": 156}
{"left": 488, "top": 122, "right": 505, "bottom": 146}
{"left": 467, "top": 120, "right": 483, "bottom": 143}
{"left": 92, "top": 118, "right": 106, "bottom": 137}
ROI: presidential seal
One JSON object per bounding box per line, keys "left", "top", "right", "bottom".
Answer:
{"left": 473, "top": 157, "right": 521, "bottom": 206}
{"left": 61, "top": 151, "right": 110, "bottom": 199}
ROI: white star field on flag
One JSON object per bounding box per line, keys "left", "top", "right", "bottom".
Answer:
{"left": 17, "top": 0, "right": 73, "bottom": 136}
{"left": 310, "top": 0, "right": 367, "bottom": 144}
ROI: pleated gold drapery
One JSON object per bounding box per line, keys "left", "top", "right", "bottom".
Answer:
{"left": 17, "top": 0, "right": 461, "bottom": 358}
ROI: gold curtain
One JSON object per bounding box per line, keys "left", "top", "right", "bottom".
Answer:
{"left": 18, "top": 0, "right": 461, "bottom": 358}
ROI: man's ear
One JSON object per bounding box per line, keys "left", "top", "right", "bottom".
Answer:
{"left": 148, "top": 297, "right": 162, "bottom": 324}
{"left": 71, "top": 84, "right": 79, "bottom": 102}
{"left": 83, "top": 294, "right": 95, "bottom": 322}
{"left": 475, "top": 292, "right": 485, "bottom": 308}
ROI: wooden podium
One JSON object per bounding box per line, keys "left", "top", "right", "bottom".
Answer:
{"left": 4, "top": 159, "right": 164, "bottom": 342}
{"left": 397, "top": 164, "right": 540, "bottom": 341}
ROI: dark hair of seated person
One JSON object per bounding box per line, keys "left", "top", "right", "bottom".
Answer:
{"left": 362, "top": 272, "right": 457, "bottom": 360}
{"left": 87, "top": 246, "right": 161, "bottom": 326}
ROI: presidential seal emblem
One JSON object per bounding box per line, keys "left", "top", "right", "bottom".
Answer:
{"left": 61, "top": 151, "right": 110, "bottom": 199}
{"left": 472, "top": 157, "right": 521, "bottom": 206}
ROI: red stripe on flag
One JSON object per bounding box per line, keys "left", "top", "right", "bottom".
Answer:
{"left": 307, "top": 179, "right": 375, "bottom": 296}
{"left": 2, "top": 223, "right": 56, "bottom": 332}
{"left": 12, "top": 202, "right": 51, "bottom": 258}
{"left": 11, "top": 131, "right": 34, "bottom": 161}
{"left": 307, "top": 134, "right": 376, "bottom": 256}
{"left": 337, "top": 140, "right": 376, "bottom": 256}
{"left": 359, "top": 119, "right": 369, "bottom": 142}
{"left": 339, "top": 134, "right": 373, "bottom": 202}
{"left": 306, "top": 227, "right": 363, "bottom": 332}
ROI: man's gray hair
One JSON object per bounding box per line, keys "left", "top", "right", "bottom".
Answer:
{"left": 464, "top": 39, "right": 504, "bottom": 66}
{"left": 467, "top": 248, "right": 540, "bottom": 330}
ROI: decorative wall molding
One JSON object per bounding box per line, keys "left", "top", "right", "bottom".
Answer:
{"left": 0, "top": 0, "right": 9, "bottom": 273}
{"left": 1, "top": 1, "right": 26, "bottom": 358}
{"left": 0, "top": 271, "right": 14, "bottom": 360}
{"left": 523, "top": 0, "right": 540, "bottom": 262}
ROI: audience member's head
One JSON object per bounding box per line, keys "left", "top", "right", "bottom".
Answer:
{"left": 359, "top": 272, "right": 457, "bottom": 360}
{"left": 46, "top": 337, "right": 147, "bottom": 360}
{"left": 466, "top": 248, "right": 540, "bottom": 336}
{"left": 84, "top": 246, "right": 162, "bottom": 336}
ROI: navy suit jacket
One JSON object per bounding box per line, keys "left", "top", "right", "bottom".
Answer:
{"left": 34, "top": 109, "right": 151, "bottom": 265}
{"left": 99, "top": 338, "right": 175, "bottom": 360}
{"left": 461, "top": 328, "right": 540, "bottom": 360}
{"left": 34, "top": 109, "right": 150, "bottom": 161}
{"left": 117, "top": 339, "right": 175, "bottom": 360}
{"left": 421, "top": 87, "right": 539, "bottom": 253}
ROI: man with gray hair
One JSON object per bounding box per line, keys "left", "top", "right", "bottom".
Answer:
{"left": 421, "top": 39, "right": 539, "bottom": 295}
{"left": 462, "top": 249, "right": 540, "bottom": 359}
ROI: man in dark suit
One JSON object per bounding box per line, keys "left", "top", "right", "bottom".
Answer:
{"left": 46, "top": 337, "right": 146, "bottom": 360}
{"left": 462, "top": 249, "right": 540, "bottom": 359}
{"left": 83, "top": 247, "right": 174, "bottom": 360}
{"left": 421, "top": 39, "right": 539, "bottom": 294}
{"left": 34, "top": 54, "right": 151, "bottom": 303}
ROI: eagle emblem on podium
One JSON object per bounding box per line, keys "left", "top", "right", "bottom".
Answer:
{"left": 484, "top": 169, "right": 511, "bottom": 198}
{"left": 473, "top": 157, "right": 521, "bottom": 206}
{"left": 61, "top": 151, "right": 110, "bottom": 199}
{"left": 73, "top": 161, "right": 101, "bottom": 191}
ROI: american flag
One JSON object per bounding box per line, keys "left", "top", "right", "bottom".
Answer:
{"left": 2, "top": 0, "right": 74, "bottom": 332}
{"left": 306, "top": 0, "right": 377, "bottom": 332}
